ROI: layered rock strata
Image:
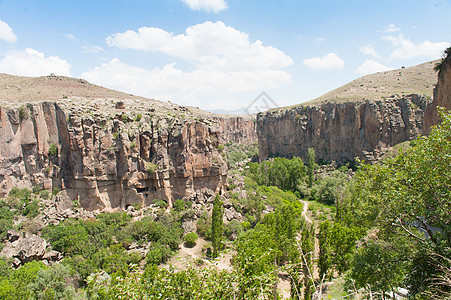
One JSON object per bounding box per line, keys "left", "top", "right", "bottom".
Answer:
{"left": 0, "top": 102, "right": 257, "bottom": 210}
{"left": 257, "top": 95, "right": 429, "bottom": 164}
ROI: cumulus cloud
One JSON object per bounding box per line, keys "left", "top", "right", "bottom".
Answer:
{"left": 0, "top": 48, "right": 71, "bottom": 77}
{"left": 81, "top": 58, "right": 291, "bottom": 108}
{"left": 180, "top": 0, "right": 227, "bottom": 12}
{"left": 81, "top": 45, "right": 104, "bottom": 54}
{"left": 355, "top": 59, "right": 391, "bottom": 75}
{"left": 383, "top": 24, "right": 400, "bottom": 33}
{"left": 303, "top": 53, "right": 344, "bottom": 70}
{"left": 106, "top": 21, "right": 293, "bottom": 71}
{"left": 383, "top": 34, "right": 450, "bottom": 59}
{"left": 359, "top": 44, "right": 380, "bottom": 58}
{"left": 0, "top": 20, "right": 17, "bottom": 43}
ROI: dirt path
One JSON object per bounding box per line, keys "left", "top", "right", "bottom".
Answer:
{"left": 301, "top": 200, "right": 312, "bottom": 224}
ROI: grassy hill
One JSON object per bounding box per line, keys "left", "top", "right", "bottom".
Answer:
{"left": 299, "top": 60, "right": 438, "bottom": 107}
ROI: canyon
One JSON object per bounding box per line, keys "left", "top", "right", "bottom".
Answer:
{"left": 1, "top": 55, "right": 450, "bottom": 211}
{"left": 257, "top": 59, "right": 450, "bottom": 164}
{"left": 0, "top": 75, "right": 256, "bottom": 210}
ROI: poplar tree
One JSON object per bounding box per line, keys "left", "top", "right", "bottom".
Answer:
{"left": 211, "top": 194, "right": 224, "bottom": 258}
{"left": 307, "top": 148, "right": 315, "bottom": 187}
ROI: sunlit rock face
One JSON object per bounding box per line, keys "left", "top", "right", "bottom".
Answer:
{"left": 257, "top": 95, "right": 429, "bottom": 164}
{"left": 0, "top": 102, "right": 256, "bottom": 211}
{"left": 424, "top": 55, "right": 451, "bottom": 135}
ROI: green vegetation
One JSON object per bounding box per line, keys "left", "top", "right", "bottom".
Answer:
{"left": 224, "top": 142, "right": 258, "bottom": 168}
{"left": 307, "top": 148, "right": 315, "bottom": 187}
{"left": 48, "top": 143, "right": 58, "bottom": 158}
{"left": 211, "top": 194, "right": 224, "bottom": 257}
{"left": 184, "top": 232, "right": 198, "bottom": 248}
{"left": 146, "top": 162, "right": 158, "bottom": 174}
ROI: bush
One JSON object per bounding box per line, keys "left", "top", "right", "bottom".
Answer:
{"left": 184, "top": 232, "right": 198, "bottom": 248}
{"left": 146, "top": 162, "right": 158, "bottom": 174}
{"left": 174, "top": 199, "right": 185, "bottom": 211}
{"left": 48, "top": 143, "right": 58, "bottom": 158}
{"left": 134, "top": 113, "right": 142, "bottom": 122}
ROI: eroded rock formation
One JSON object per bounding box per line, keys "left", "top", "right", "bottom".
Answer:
{"left": 257, "top": 95, "right": 429, "bottom": 164}
{"left": 424, "top": 53, "right": 451, "bottom": 134}
{"left": 0, "top": 102, "right": 256, "bottom": 210}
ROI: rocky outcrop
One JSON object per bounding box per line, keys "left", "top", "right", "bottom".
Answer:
{"left": 0, "top": 229, "right": 62, "bottom": 267}
{"left": 257, "top": 95, "right": 428, "bottom": 164}
{"left": 216, "top": 116, "right": 257, "bottom": 145}
{"left": 424, "top": 52, "right": 451, "bottom": 134}
{"left": 0, "top": 102, "right": 234, "bottom": 210}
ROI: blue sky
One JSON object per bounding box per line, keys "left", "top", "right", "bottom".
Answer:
{"left": 0, "top": 0, "right": 450, "bottom": 111}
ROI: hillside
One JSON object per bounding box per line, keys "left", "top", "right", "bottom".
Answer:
{"left": 300, "top": 60, "right": 438, "bottom": 106}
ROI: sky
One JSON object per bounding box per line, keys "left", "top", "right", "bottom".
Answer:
{"left": 0, "top": 0, "right": 450, "bottom": 112}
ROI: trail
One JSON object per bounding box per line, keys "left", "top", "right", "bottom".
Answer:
{"left": 301, "top": 200, "right": 312, "bottom": 224}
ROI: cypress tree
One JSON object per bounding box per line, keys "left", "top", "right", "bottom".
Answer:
{"left": 307, "top": 148, "right": 315, "bottom": 187}
{"left": 211, "top": 194, "right": 223, "bottom": 258}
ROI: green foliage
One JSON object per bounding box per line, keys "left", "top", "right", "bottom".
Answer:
{"left": 248, "top": 156, "right": 305, "bottom": 193}
{"left": 434, "top": 46, "right": 451, "bottom": 72}
{"left": 339, "top": 109, "right": 451, "bottom": 298}
{"left": 48, "top": 142, "right": 58, "bottom": 158}
{"left": 184, "top": 232, "right": 198, "bottom": 248}
{"left": 134, "top": 113, "right": 142, "bottom": 122}
{"left": 211, "top": 194, "right": 224, "bottom": 257}
{"left": 301, "top": 222, "right": 315, "bottom": 300}
{"left": 225, "top": 142, "right": 259, "bottom": 168}
{"left": 307, "top": 148, "right": 315, "bottom": 187}
{"left": 196, "top": 212, "right": 212, "bottom": 239}
{"left": 112, "top": 132, "right": 119, "bottom": 141}
{"left": 130, "top": 141, "right": 136, "bottom": 149}
{"left": 28, "top": 263, "right": 75, "bottom": 299}
{"left": 174, "top": 199, "right": 186, "bottom": 211}
{"left": 146, "top": 162, "right": 158, "bottom": 174}
{"left": 313, "top": 170, "right": 347, "bottom": 205}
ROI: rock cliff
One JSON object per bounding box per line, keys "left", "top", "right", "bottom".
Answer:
{"left": 424, "top": 50, "right": 451, "bottom": 134}
{"left": 257, "top": 59, "right": 448, "bottom": 164}
{"left": 0, "top": 75, "right": 257, "bottom": 210}
{"left": 258, "top": 95, "right": 428, "bottom": 164}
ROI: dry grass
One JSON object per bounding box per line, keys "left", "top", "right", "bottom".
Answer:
{"left": 283, "top": 60, "right": 438, "bottom": 109}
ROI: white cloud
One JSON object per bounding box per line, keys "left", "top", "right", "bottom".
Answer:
{"left": 314, "top": 37, "right": 325, "bottom": 42}
{"left": 359, "top": 44, "right": 380, "bottom": 58}
{"left": 180, "top": 0, "right": 227, "bottom": 12}
{"left": 383, "top": 34, "right": 450, "bottom": 59}
{"left": 355, "top": 59, "right": 391, "bottom": 75}
{"left": 0, "top": 48, "right": 71, "bottom": 77}
{"left": 81, "top": 45, "right": 105, "bottom": 54}
{"left": 63, "top": 33, "right": 77, "bottom": 41}
{"left": 100, "top": 21, "right": 292, "bottom": 109}
{"left": 106, "top": 21, "right": 293, "bottom": 72}
{"left": 383, "top": 24, "right": 400, "bottom": 33}
{"left": 0, "top": 20, "right": 17, "bottom": 43}
{"left": 81, "top": 58, "right": 291, "bottom": 109}
{"left": 303, "top": 53, "right": 344, "bottom": 70}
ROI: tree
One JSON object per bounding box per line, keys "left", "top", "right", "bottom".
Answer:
{"left": 307, "top": 148, "right": 315, "bottom": 187}
{"left": 211, "top": 194, "right": 224, "bottom": 257}
{"left": 301, "top": 222, "right": 315, "bottom": 300}
{"left": 343, "top": 109, "right": 451, "bottom": 298}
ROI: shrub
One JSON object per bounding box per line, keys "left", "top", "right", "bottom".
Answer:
{"left": 174, "top": 199, "right": 185, "bottom": 211}
{"left": 48, "top": 143, "right": 58, "bottom": 158}
{"left": 134, "top": 113, "right": 142, "bottom": 122}
{"left": 130, "top": 142, "right": 136, "bottom": 149}
{"left": 184, "top": 232, "right": 198, "bottom": 248}
{"left": 146, "top": 162, "right": 158, "bottom": 174}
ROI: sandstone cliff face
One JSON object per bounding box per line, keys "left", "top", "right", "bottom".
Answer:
{"left": 217, "top": 116, "right": 257, "bottom": 145}
{"left": 424, "top": 54, "right": 451, "bottom": 134}
{"left": 0, "top": 102, "right": 256, "bottom": 210}
{"left": 257, "top": 95, "right": 428, "bottom": 164}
